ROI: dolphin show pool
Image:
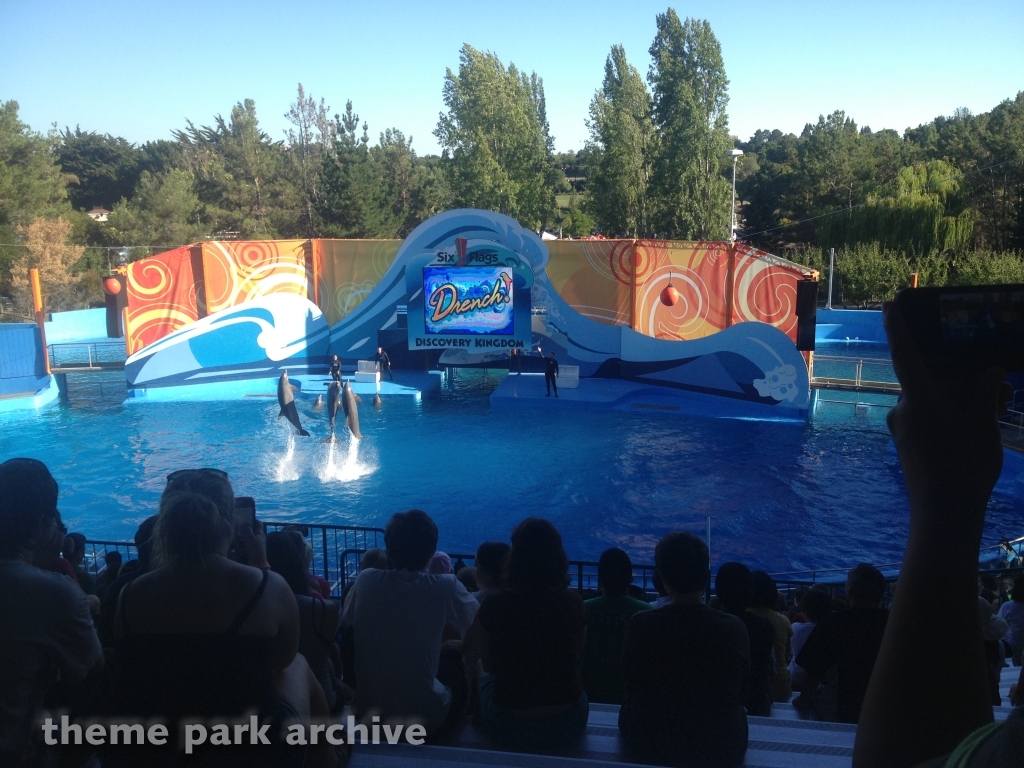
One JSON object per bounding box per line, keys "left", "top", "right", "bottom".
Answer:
{"left": 3, "top": 210, "right": 1023, "bottom": 574}
{"left": 2, "top": 349, "right": 1022, "bottom": 573}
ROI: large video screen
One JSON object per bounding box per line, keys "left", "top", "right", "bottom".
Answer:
{"left": 423, "top": 265, "right": 514, "bottom": 335}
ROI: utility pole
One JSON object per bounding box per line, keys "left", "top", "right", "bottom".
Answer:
{"left": 826, "top": 247, "right": 835, "bottom": 310}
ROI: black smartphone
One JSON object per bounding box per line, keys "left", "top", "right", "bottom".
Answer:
{"left": 234, "top": 496, "right": 256, "bottom": 530}
{"left": 896, "top": 284, "right": 1024, "bottom": 374}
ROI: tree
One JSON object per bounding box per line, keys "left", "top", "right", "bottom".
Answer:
{"left": 174, "top": 99, "right": 300, "bottom": 238}
{"left": 284, "top": 84, "right": 335, "bottom": 238}
{"left": 585, "top": 45, "right": 658, "bottom": 237}
{"left": 434, "top": 44, "right": 560, "bottom": 230}
{"left": 9, "top": 216, "right": 86, "bottom": 313}
{"left": 0, "top": 101, "right": 70, "bottom": 301}
{"left": 57, "top": 127, "right": 141, "bottom": 211}
{"left": 108, "top": 170, "right": 205, "bottom": 247}
{"left": 648, "top": 11, "right": 732, "bottom": 240}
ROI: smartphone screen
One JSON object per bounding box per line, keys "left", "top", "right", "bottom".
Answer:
{"left": 234, "top": 496, "right": 256, "bottom": 530}
{"left": 939, "top": 289, "right": 1024, "bottom": 346}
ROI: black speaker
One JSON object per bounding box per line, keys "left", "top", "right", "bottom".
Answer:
{"left": 103, "top": 274, "right": 128, "bottom": 338}
{"left": 795, "top": 279, "right": 818, "bottom": 351}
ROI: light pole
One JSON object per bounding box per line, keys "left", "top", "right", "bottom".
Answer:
{"left": 728, "top": 148, "right": 743, "bottom": 242}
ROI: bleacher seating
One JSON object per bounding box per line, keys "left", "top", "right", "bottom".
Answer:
{"left": 355, "top": 360, "right": 381, "bottom": 384}
{"left": 351, "top": 664, "right": 1021, "bottom": 767}
{"left": 558, "top": 365, "right": 580, "bottom": 389}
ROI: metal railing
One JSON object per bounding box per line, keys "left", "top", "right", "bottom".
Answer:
{"left": 810, "top": 355, "right": 900, "bottom": 392}
{"left": 1002, "top": 407, "right": 1024, "bottom": 444}
{"left": 48, "top": 341, "right": 127, "bottom": 371}
{"left": 84, "top": 524, "right": 385, "bottom": 596}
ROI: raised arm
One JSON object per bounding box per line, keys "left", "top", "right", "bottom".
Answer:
{"left": 853, "top": 302, "right": 1010, "bottom": 768}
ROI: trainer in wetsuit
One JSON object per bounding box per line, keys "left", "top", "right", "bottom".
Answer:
{"left": 328, "top": 355, "right": 342, "bottom": 382}
{"left": 375, "top": 347, "right": 393, "bottom": 381}
{"left": 543, "top": 350, "right": 559, "bottom": 398}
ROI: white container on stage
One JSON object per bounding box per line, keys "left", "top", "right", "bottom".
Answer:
{"left": 354, "top": 360, "right": 380, "bottom": 384}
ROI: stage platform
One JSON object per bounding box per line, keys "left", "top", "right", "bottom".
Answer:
{"left": 490, "top": 373, "right": 808, "bottom": 422}
{"left": 294, "top": 372, "right": 443, "bottom": 400}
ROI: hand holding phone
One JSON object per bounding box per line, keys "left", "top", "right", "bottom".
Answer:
{"left": 895, "top": 284, "right": 1024, "bottom": 374}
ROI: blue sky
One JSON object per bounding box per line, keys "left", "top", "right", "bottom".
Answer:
{"left": 2, "top": 0, "right": 1022, "bottom": 155}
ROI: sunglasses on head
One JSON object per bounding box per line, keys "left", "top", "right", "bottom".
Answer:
{"left": 166, "top": 468, "right": 229, "bottom": 483}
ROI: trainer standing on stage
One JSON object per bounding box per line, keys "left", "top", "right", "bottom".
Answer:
{"left": 375, "top": 346, "right": 393, "bottom": 381}
{"left": 329, "top": 354, "right": 342, "bottom": 382}
{"left": 542, "top": 349, "right": 559, "bottom": 398}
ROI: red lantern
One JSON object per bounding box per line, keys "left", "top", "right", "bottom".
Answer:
{"left": 102, "top": 276, "right": 122, "bottom": 295}
{"left": 660, "top": 272, "right": 680, "bottom": 306}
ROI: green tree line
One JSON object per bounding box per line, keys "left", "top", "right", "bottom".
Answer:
{"left": 1, "top": 5, "right": 1022, "bottom": 317}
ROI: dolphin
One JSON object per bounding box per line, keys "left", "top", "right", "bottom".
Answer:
{"left": 341, "top": 380, "right": 363, "bottom": 439}
{"left": 372, "top": 393, "right": 382, "bottom": 409}
{"left": 277, "top": 371, "right": 310, "bottom": 436}
{"left": 323, "top": 381, "right": 342, "bottom": 443}
{"left": 312, "top": 394, "right": 324, "bottom": 411}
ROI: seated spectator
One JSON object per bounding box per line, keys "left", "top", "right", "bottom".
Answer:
{"left": 33, "top": 516, "right": 77, "bottom": 584}
{"left": 267, "top": 530, "right": 349, "bottom": 712}
{"left": 94, "top": 550, "right": 122, "bottom": 596}
{"left": 978, "top": 573, "right": 1001, "bottom": 609}
{"left": 789, "top": 587, "right": 833, "bottom": 691}
{"left": 429, "top": 551, "right": 453, "bottom": 575}
{"left": 359, "top": 548, "right": 391, "bottom": 571}
{"left": 97, "top": 516, "right": 158, "bottom": 647}
{"left": 997, "top": 573, "right": 1024, "bottom": 665}
{"left": 342, "top": 510, "right": 477, "bottom": 736}
{"left": 979, "top": 596, "right": 1008, "bottom": 705}
{"left": 652, "top": 568, "right": 671, "bottom": 607}
{"left": 0, "top": 458, "right": 102, "bottom": 768}
{"left": 65, "top": 532, "right": 96, "bottom": 595}
{"left": 620, "top": 533, "right": 749, "bottom": 768}
{"left": 474, "top": 518, "right": 588, "bottom": 751}
{"left": 457, "top": 566, "right": 478, "bottom": 593}
{"left": 852, "top": 300, "right": 1023, "bottom": 765}
{"left": 111, "top": 470, "right": 337, "bottom": 767}
{"left": 793, "top": 563, "right": 889, "bottom": 723}
{"left": 303, "top": 540, "right": 331, "bottom": 599}
{"left": 715, "top": 561, "right": 776, "bottom": 716}
{"left": 580, "top": 547, "right": 651, "bottom": 704}
{"left": 473, "top": 541, "right": 509, "bottom": 602}
{"left": 750, "top": 570, "right": 793, "bottom": 702}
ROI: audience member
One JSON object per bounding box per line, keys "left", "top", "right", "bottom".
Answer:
{"left": 789, "top": 587, "right": 833, "bottom": 691}
{"left": 94, "top": 550, "right": 122, "bottom": 596}
{"left": 0, "top": 458, "right": 103, "bottom": 768}
{"left": 33, "top": 516, "right": 78, "bottom": 584}
{"left": 457, "top": 566, "right": 478, "bottom": 593}
{"left": 97, "top": 516, "right": 158, "bottom": 647}
{"left": 853, "top": 300, "right": 1023, "bottom": 765}
{"left": 267, "top": 530, "right": 348, "bottom": 712}
{"left": 474, "top": 518, "right": 588, "bottom": 751}
{"left": 473, "top": 541, "right": 509, "bottom": 602}
{"left": 619, "top": 532, "right": 749, "bottom": 768}
{"left": 580, "top": 547, "right": 652, "bottom": 704}
{"left": 65, "top": 532, "right": 96, "bottom": 595}
{"left": 359, "top": 548, "right": 391, "bottom": 571}
{"left": 979, "top": 596, "right": 1008, "bottom": 705}
{"left": 997, "top": 573, "right": 1024, "bottom": 665}
{"left": 750, "top": 570, "right": 793, "bottom": 702}
{"left": 429, "top": 551, "right": 454, "bottom": 574}
{"left": 342, "top": 509, "right": 477, "bottom": 736}
{"left": 794, "top": 563, "right": 889, "bottom": 723}
{"left": 715, "top": 561, "right": 776, "bottom": 716}
{"left": 110, "top": 471, "right": 335, "bottom": 767}
{"left": 303, "top": 540, "right": 331, "bottom": 598}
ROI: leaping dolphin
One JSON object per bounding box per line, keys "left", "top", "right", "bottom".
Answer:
{"left": 341, "top": 380, "right": 363, "bottom": 439}
{"left": 324, "top": 381, "right": 342, "bottom": 443}
{"left": 277, "top": 371, "right": 310, "bottom": 436}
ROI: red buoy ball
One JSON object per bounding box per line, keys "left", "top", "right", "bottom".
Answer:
{"left": 102, "top": 276, "right": 122, "bottom": 295}
{"left": 660, "top": 284, "right": 680, "bottom": 306}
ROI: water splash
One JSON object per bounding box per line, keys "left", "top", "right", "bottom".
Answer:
{"left": 275, "top": 433, "right": 300, "bottom": 482}
{"left": 319, "top": 433, "right": 374, "bottom": 483}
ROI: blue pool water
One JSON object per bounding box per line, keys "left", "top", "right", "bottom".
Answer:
{"left": 1, "top": 359, "right": 1022, "bottom": 572}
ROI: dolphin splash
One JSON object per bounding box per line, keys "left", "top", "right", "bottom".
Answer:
{"left": 277, "top": 371, "right": 310, "bottom": 436}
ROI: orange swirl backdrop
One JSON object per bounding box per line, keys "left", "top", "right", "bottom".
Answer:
{"left": 201, "top": 240, "right": 311, "bottom": 314}
{"left": 124, "top": 246, "right": 203, "bottom": 354}
{"left": 123, "top": 238, "right": 812, "bottom": 355}
{"left": 314, "top": 240, "right": 400, "bottom": 326}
